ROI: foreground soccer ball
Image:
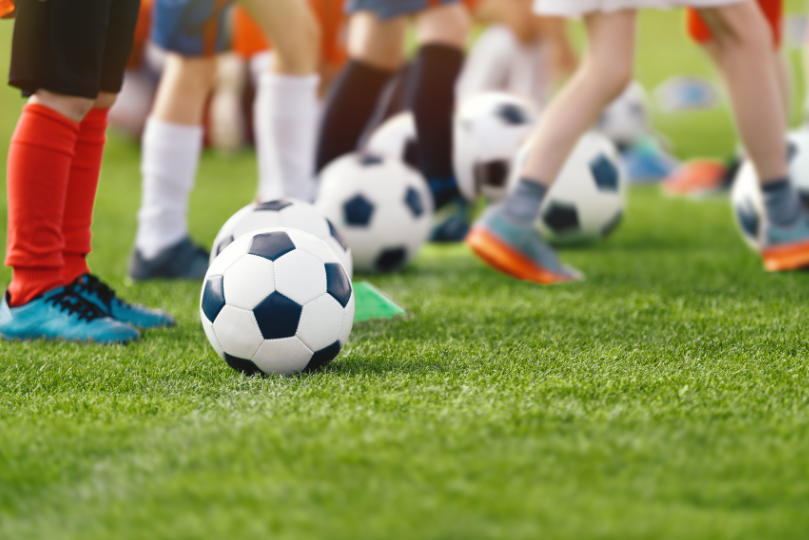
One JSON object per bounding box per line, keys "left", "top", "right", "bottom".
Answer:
{"left": 454, "top": 91, "right": 537, "bottom": 202}
{"left": 597, "top": 81, "right": 650, "bottom": 147}
{"left": 211, "top": 198, "right": 352, "bottom": 278}
{"left": 200, "top": 227, "right": 355, "bottom": 376}
{"left": 731, "top": 131, "right": 809, "bottom": 250}
{"left": 316, "top": 153, "right": 433, "bottom": 273}
{"left": 366, "top": 112, "right": 420, "bottom": 170}
{"left": 509, "top": 132, "right": 625, "bottom": 245}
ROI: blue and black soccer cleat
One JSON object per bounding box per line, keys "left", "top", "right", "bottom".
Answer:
{"left": 0, "top": 287, "right": 139, "bottom": 344}
{"left": 431, "top": 196, "right": 471, "bottom": 243}
{"left": 465, "top": 205, "right": 583, "bottom": 285}
{"left": 69, "top": 274, "right": 176, "bottom": 329}
{"left": 128, "top": 237, "right": 209, "bottom": 281}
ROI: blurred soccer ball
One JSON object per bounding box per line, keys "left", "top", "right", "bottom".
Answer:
{"left": 509, "top": 132, "right": 625, "bottom": 245}
{"left": 731, "top": 131, "right": 809, "bottom": 251}
{"left": 211, "top": 198, "right": 352, "bottom": 279}
{"left": 200, "top": 227, "right": 355, "bottom": 376}
{"left": 316, "top": 153, "right": 433, "bottom": 273}
{"left": 366, "top": 112, "right": 420, "bottom": 171}
{"left": 453, "top": 91, "right": 537, "bottom": 202}
{"left": 597, "top": 81, "right": 650, "bottom": 147}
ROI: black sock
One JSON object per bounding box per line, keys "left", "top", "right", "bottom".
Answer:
{"left": 409, "top": 44, "right": 464, "bottom": 207}
{"left": 762, "top": 177, "right": 802, "bottom": 228}
{"left": 316, "top": 60, "right": 394, "bottom": 173}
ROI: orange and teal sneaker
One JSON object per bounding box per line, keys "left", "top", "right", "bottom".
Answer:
{"left": 465, "top": 206, "right": 582, "bottom": 285}
{"left": 760, "top": 213, "right": 809, "bottom": 272}
{"left": 663, "top": 159, "right": 728, "bottom": 197}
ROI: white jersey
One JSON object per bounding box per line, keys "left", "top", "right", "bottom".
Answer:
{"left": 535, "top": 0, "right": 743, "bottom": 17}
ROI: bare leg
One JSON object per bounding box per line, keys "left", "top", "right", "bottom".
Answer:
{"left": 697, "top": 2, "right": 787, "bottom": 183}
{"left": 520, "top": 10, "right": 636, "bottom": 186}
{"left": 151, "top": 54, "right": 217, "bottom": 125}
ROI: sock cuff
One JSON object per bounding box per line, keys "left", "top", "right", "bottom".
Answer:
{"left": 143, "top": 116, "right": 204, "bottom": 150}
{"left": 515, "top": 178, "right": 548, "bottom": 198}
{"left": 416, "top": 43, "right": 465, "bottom": 60}
{"left": 81, "top": 107, "right": 110, "bottom": 127}
{"left": 761, "top": 178, "right": 791, "bottom": 192}
{"left": 347, "top": 59, "right": 397, "bottom": 79}
{"left": 259, "top": 72, "right": 319, "bottom": 90}
{"left": 22, "top": 103, "right": 81, "bottom": 130}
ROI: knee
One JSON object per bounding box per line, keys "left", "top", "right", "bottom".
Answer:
{"left": 584, "top": 57, "right": 633, "bottom": 104}
{"left": 272, "top": 13, "right": 321, "bottom": 74}
{"left": 29, "top": 90, "right": 95, "bottom": 122}
{"left": 417, "top": 4, "right": 472, "bottom": 48}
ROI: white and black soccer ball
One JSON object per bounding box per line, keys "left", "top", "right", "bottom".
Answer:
{"left": 731, "top": 131, "right": 809, "bottom": 250}
{"left": 211, "top": 198, "right": 352, "bottom": 278}
{"left": 453, "top": 91, "right": 537, "bottom": 202}
{"left": 509, "top": 132, "right": 625, "bottom": 245}
{"left": 366, "top": 112, "right": 420, "bottom": 171}
{"left": 200, "top": 227, "right": 355, "bottom": 376}
{"left": 316, "top": 153, "right": 433, "bottom": 273}
{"left": 597, "top": 81, "right": 650, "bottom": 147}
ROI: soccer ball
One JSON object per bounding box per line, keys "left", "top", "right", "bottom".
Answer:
{"left": 366, "top": 112, "right": 420, "bottom": 171}
{"left": 315, "top": 153, "right": 433, "bottom": 273}
{"left": 200, "top": 227, "right": 355, "bottom": 376}
{"left": 731, "top": 131, "right": 809, "bottom": 250}
{"left": 509, "top": 132, "right": 625, "bottom": 245}
{"left": 211, "top": 198, "right": 353, "bottom": 279}
{"left": 597, "top": 81, "right": 650, "bottom": 147}
{"left": 453, "top": 91, "right": 537, "bottom": 202}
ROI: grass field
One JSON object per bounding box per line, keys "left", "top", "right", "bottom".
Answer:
{"left": 3, "top": 10, "right": 809, "bottom": 540}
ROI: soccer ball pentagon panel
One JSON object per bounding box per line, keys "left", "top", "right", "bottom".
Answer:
{"left": 366, "top": 112, "right": 420, "bottom": 171}
{"left": 731, "top": 130, "right": 809, "bottom": 251}
{"left": 509, "top": 132, "right": 625, "bottom": 245}
{"left": 210, "top": 198, "right": 353, "bottom": 278}
{"left": 200, "top": 227, "right": 355, "bottom": 376}
{"left": 453, "top": 91, "right": 537, "bottom": 202}
{"left": 315, "top": 153, "right": 433, "bottom": 273}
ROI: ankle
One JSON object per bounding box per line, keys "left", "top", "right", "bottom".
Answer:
{"left": 8, "top": 267, "right": 64, "bottom": 307}
{"left": 63, "top": 253, "right": 90, "bottom": 284}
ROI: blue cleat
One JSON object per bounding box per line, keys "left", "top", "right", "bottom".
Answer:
{"left": 760, "top": 213, "right": 809, "bottom": 272}
{"left": 68, "top": 274, "right": 176, "bottom": 329}
{"left": 128, "top": 237, "right": 209, "bottom": 281}
{"left": 0, "top": 287, "right": 139, "bottom": 344}
{"left": 465, "top": 206, "right": 583, "bottom": 284}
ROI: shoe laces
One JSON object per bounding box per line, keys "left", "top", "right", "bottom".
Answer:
{"left": 45, "top": 289, "right": 106, "bottom": 322}
{"left": 70, "top": 274, "right": 126, "bottom": 311}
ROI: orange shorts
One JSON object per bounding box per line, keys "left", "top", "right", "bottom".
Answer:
{"left": 231, "top": 0, "right": 347, "bottom": 68}
{"left": 686, "top": 0, "right": 782, "bottom": 48}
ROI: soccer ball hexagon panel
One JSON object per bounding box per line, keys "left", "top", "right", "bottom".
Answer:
{"left": 316, "top": 152, "right": 434, "bottom": 273}
{"left": 210, "top": 198, "right": 353, "bottom": 279}
{"left": 200, "top": 227, "right": 355, "bottom": 376}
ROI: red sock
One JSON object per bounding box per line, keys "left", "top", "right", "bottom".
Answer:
{"left": 5, "top": 104, "right": 79, "bottom": 307}
{"left": 63, "top": 108, "right": 109, "bottom": 284}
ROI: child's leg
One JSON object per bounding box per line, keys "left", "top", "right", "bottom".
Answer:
{"left": 133, "top": 54, "right": 213, "bottom": 268}
{"left": 520, "top": 11, "right": 635, "bottom": 190}
{"left": 316, "top": 12, "right": 406, "bottom": 173}
{"left": 5, "top": 93, "right": 90, "bottom": 306}
{"left": 241, "top": 0, "right": 322, "bottom": 201}
{"left": 696, "top": 3, "right": 787, "bottom": 184}
{"left": 466, "top": 10, "right": 634, "bottom": 285}
{"left": 411, "top": 3, "right": 471, "bottom": 208}
{"left": 61, "top": 92, "right": 116, "bottom": 285}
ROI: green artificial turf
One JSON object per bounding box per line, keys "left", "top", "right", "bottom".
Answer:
{"left": 2, "top": 10, "right": 809, "bottom": 540}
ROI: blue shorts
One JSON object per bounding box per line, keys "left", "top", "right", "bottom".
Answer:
{"left": 345, "top": 0, "right": 461, "bottom": 21}
{"left": 151, "top": 0, "right": 233, "bottom": 57}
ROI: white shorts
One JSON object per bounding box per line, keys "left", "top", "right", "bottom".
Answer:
{"left": 535, "top": 0, "right": 743, "bottom": 17}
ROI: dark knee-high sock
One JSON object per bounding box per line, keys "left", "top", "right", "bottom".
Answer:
{"left": 316, "top": 60, "right": 394, "bottom": 173}
{"left": 409, "top": 44, "right": 464, "bottom": 208}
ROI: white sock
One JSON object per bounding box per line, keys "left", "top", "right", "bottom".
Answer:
{"left": 254, "top": 72, "right": 319, "bottom": 202}
{"left": 135, "top": 117, "right": 203, "bottom": 260}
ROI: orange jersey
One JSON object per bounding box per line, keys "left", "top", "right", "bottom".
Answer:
{"left": 0, "top": 0, "right": 15, "bottom": 19}
{"left": 232, "top": 0, "right": 347, "bottom": 68}
{"left": 686, "top": 0, "right": 782, "bottom": 48}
